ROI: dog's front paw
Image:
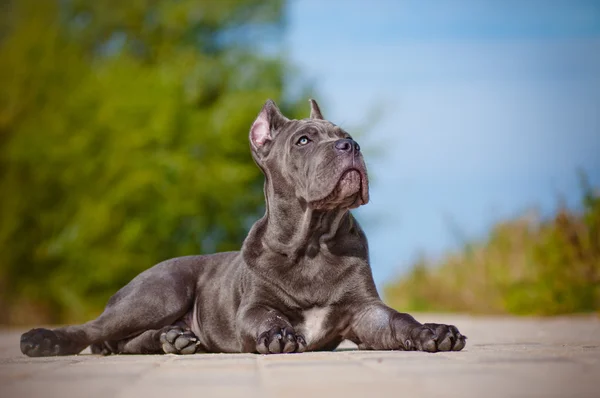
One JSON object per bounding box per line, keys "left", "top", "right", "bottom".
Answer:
{"left": 257, "top": 326, "right": 306, "bottom": 354}
{"left": 408, "top": 323, "right": 467, "bottom": 352}
{"left": 159, "top": 327, "right": 200, "bottom": 355}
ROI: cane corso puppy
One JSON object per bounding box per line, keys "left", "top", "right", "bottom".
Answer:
{"left": 20, "top": 99, "right": 466, "bottom": 356}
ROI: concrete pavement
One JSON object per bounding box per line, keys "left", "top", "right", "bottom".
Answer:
{"left": 1, "top": 314, "right": 599, "bottom": 398}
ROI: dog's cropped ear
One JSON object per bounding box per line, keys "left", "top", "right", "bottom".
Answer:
{"left": 309, "top": 99, "right": 323, "bottom": 120}
{"left": 250, "top": 99, "right": 289, "bottom": 156}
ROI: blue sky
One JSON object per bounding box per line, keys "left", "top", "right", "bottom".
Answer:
{"left": 285, "top": 0, "right": 600, "bottom": 288}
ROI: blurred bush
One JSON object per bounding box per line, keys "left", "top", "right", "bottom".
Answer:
{"left": 0, "top": 0, "right": 313, "bottom": 325}
{"left": 385, "top": 174, "right": 600, "bottom": 315}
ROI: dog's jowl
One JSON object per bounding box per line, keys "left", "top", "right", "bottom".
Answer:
{"left": 20, "top": 99, "right": 466, "bottom": 356}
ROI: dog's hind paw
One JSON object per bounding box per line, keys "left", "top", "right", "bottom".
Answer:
{"left": 21, "top": 328, "right": 70, "bottom": 357}
{"left": 159, "top": 327, "right": 200, "bottom": 355}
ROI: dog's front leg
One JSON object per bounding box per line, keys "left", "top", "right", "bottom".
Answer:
{"left": 237, "top": 305, "right": 307, "bottom": 354}
{"left": 348, "top": 301, "right": 467, "bottom": 352}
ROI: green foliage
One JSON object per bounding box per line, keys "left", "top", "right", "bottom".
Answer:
{"left": 385, "top": 175, "right": 600, "bottom": 316}
{"left": 0, "top": 0, "right": 313, "bottom": 325}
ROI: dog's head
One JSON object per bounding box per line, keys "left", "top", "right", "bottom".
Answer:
{"left": 249, "top": 99, "right": 369, "bottom": 210}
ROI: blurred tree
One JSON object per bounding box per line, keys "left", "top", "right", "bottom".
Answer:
{"left": 0, "top": 0, "right": 312, "bottom": 324}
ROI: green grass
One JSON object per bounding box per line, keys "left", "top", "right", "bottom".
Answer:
{"left": 384, "top": 175, "right": 600, "bottom": 316}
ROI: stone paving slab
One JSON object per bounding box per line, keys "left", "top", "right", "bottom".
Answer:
{"left": 0, "top": 314, "right": 599, "bottom": 398}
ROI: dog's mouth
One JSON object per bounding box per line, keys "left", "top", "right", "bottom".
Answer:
{"left": 310, "top": 168, "right": 369, "bottom": 210}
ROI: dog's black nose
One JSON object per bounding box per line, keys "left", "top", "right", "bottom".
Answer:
{"left": 335, "top": 138, "right": 360, "bottom": 154}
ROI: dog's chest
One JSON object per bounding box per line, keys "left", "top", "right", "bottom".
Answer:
{"left": 299, "top": 307, "right": 331, "bottom": 345}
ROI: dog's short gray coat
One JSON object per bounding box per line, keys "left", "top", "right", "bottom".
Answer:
{"left": 21, "top": 99, "right": 466, "bottom": 356}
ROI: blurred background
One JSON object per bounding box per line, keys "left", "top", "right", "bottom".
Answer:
{"left": 0, "top": 0, "right": 598, "bottom": 325}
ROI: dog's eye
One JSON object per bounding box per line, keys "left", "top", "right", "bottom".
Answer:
{"left": 296, "top": 136, "right": 310, "bottom": 146}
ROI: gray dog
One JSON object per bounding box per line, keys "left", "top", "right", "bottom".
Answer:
{"left": 21, "top": 99, "right": 466, "bottom": 356}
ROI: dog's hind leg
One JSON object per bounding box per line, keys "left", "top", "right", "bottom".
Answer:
{"left": 91, "top": 323, "right": 202, "bottom": 355}
{"left": 20, "top": 258, "right": 199, "bottom": 357}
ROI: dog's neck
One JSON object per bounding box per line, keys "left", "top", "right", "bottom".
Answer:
{"left": 243, "top": 175, "right": 350, "bottom": 264}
